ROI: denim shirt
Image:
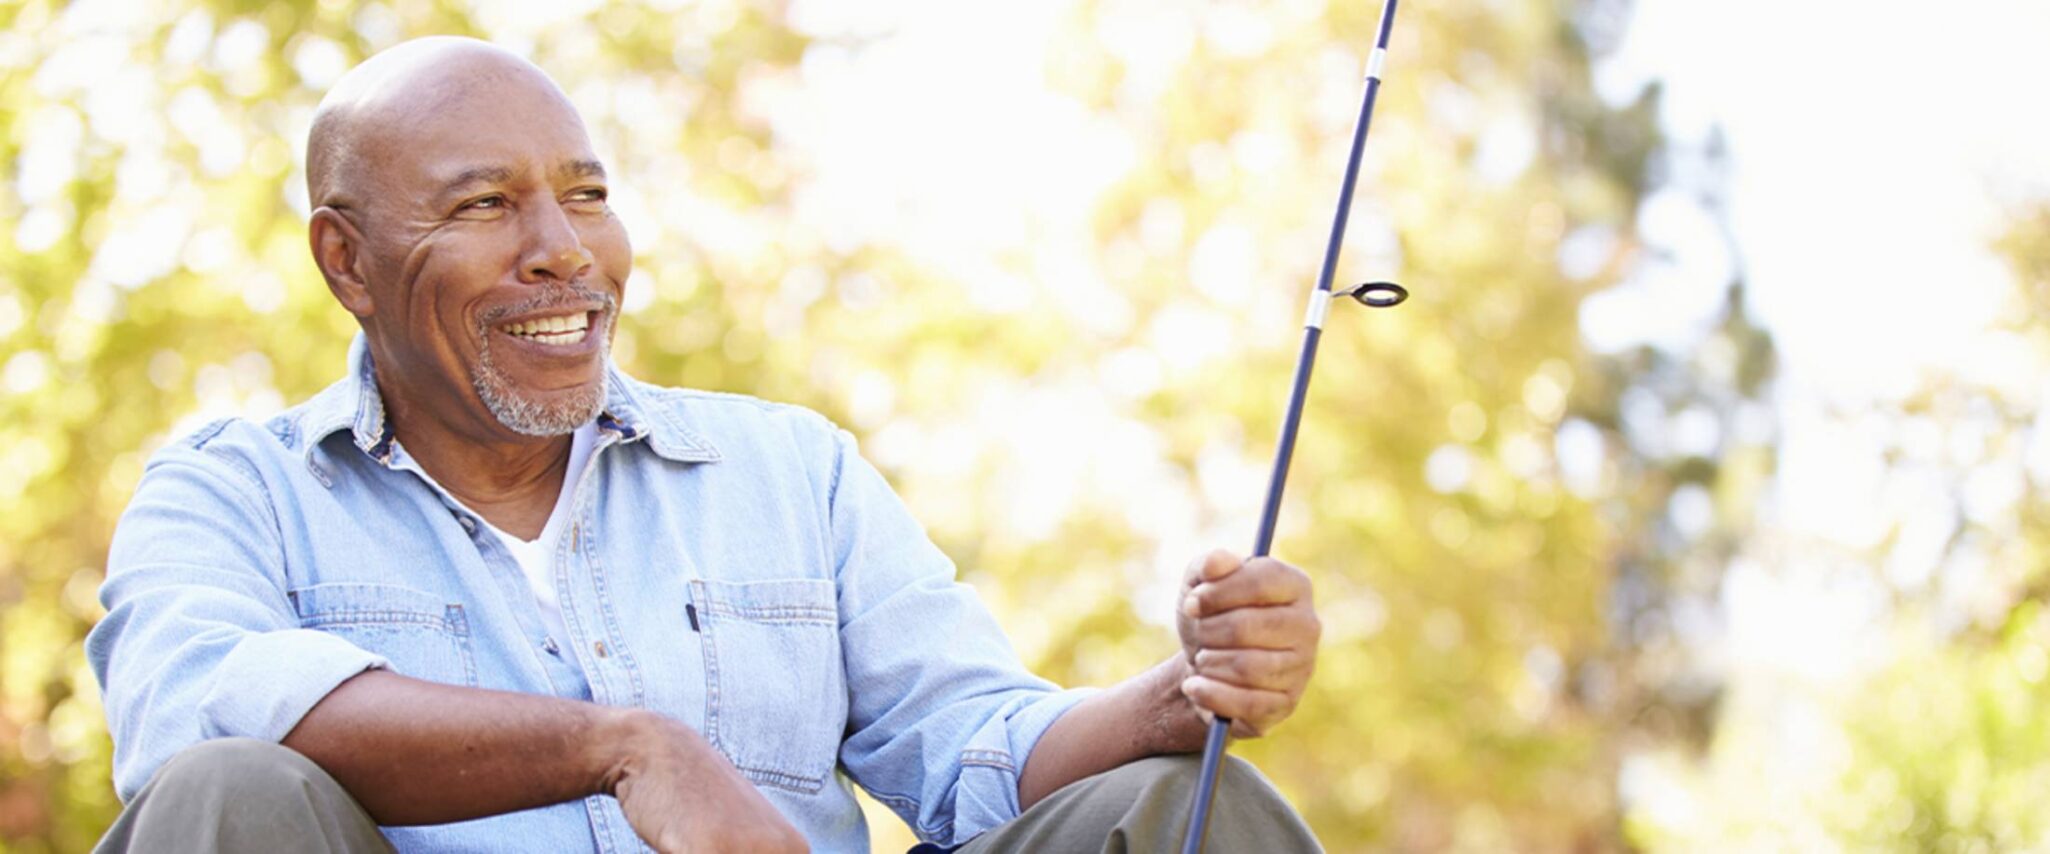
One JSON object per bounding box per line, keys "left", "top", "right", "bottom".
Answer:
{"left": 87, "top": 336, "right": 1090, "bottom": 853}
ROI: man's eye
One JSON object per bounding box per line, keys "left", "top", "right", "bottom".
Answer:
{"left": 460, "top": 195, "right": 506, "bottom": 213}
{"left": 569, "top": 188, "right": 609, "bottom": 204}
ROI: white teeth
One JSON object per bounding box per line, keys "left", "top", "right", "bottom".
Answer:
{"left": 502, "top": 312, "right": 590, "bottom": 340}
{"left": 517, "top": 328, "right": 588, "bottom": 346}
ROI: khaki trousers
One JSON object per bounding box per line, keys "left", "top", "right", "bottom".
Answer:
{"left": 96, "top": 738, "right": 1321, "bottom": 853}
{"left": 94, "top": 739, "right": 395, "bottom": 854}
{"left": 953, "top": 754, "right": 1322, "bottom": 853}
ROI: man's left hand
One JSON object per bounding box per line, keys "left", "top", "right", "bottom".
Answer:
{"left": 1175, "top": 549, "right": 1321, "bottom": 738}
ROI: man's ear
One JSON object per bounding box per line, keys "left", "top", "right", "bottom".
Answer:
{"left": 310, "top": 206, "right": 375, "bottom": 318}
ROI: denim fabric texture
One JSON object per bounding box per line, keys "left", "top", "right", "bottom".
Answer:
{"left": 87, "top": 335, "right": 1092, "bottom": 853}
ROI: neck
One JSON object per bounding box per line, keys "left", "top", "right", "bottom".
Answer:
{"left": 375, "top": 367, "right": 579, "bottom": 541}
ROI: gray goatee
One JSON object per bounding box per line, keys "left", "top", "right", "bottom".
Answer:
{"left": 472, "top": 289, "right": 615, "bottom": 437}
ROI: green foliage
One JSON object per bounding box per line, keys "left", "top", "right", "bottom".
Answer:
{"left": 0, "top": 0, "right": 1762, "bottom": 851}
{"left": 1830, "top": 602, "right": 2050, "bottom": 851}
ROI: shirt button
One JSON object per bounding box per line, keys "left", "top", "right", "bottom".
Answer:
{"left": 458, "top": 516, "right": 476, "bottom": 533}
{"left": 543, "top": 636, "right": 560, "bottom": 656}
{"left": 593, "top": 641, "right": 609, "bottom": 658}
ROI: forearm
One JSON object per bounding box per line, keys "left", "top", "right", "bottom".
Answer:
{"left": 1016, "top": 654, "right": 1207, "bottom": 809}
{"left": 281, "top": 669, "right": 643, "bottom": 826}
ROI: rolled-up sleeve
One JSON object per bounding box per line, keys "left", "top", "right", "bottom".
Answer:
{"left": 87, "top": 445, "right": 386, "bottom": 802}
{"left": 825, "top": 429, "right": 1095, "bottom": 846}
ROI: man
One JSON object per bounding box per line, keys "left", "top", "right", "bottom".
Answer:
{"left": 87, "top": 36, "right": 1323, "bottom": 853}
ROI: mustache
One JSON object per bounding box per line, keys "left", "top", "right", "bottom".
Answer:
{"left": 476, "top": 286, "right": 617, "bottom": 328}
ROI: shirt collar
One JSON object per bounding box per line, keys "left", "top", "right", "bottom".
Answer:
{"left": 303, "top": 333, "right": 721, "bottom": 468}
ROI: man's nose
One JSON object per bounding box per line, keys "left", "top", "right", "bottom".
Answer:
{"left": 518, "top": 201, "right": 593, "bottom": 284}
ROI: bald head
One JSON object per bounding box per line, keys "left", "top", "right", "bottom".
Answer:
{"left": 306, "top": 37, "right": 581, "bottom": 212}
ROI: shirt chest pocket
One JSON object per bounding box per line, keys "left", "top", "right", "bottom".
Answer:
{"left": 690, "top": 578, "right": 847, "bottom": 795}
{"left": 288, "top": 583, "right": 478, "bottom": 688}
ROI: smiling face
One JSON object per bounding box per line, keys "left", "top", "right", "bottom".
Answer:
{"left": 308, "top": 40, "right": 631, "bottom": 440}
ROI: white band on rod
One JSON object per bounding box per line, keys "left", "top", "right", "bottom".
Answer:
{"left": 1366, "top": 47, "right": 1387, "bottom": 81}
{"left": 1303, "top": 292, "right": 1333, "bottom": 330}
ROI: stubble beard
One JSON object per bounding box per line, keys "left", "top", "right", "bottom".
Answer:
{"left": 472, "top": 290, "right": 616, "bottom": 437}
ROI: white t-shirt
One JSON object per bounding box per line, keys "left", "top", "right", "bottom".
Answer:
{"left": 396, "top": 422, "right": 598, "bottom": 645}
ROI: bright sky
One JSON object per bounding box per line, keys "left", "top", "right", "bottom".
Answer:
{"left": 1601, "top": 0, "right": 2050, "bottom": 542}
{"left": 1606, "top": 0, "right": 2050, "bottom": 385}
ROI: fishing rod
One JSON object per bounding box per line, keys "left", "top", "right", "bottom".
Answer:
{"left": 1180, "top": 1, "right": 1406, "bottom": 851}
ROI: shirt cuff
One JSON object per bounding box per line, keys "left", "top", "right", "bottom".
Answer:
{"left": 949, "top": 686, "right": 1100, "bottom": 843}
{"left": 197, "top": 628, "right": 389, "bottom": 742}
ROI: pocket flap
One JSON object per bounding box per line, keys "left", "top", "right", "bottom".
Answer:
{"left": 288, "top": 582, "right": 465, "bottom": 632}
{"left": 691, "top": 578, "right": 836, "bottom": 625}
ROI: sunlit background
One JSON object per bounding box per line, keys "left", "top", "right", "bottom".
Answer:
{"left": 3, "top": 0, "right": 2049, "bottom": 850}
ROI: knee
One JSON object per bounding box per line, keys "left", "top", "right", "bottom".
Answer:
{"left": 1097, "top": 754, "right": 1271, "bottom": 799}
{"left": 1136, "top": 755, "right": 1311, "bottom": 831}
{"left": 1216, "top": 755, "right": 1275, "bottom": 798}
{"left": 1108, "top": 753, "right": 1203, "bottom": 789}
{"left": 1072, "top": 755, "right": 1316, "bottom": 850}
{"left": 1205, "top": 756, "right": 1318, "bottom": 847}
{"left": 151, "top": 738, "right": 327, "bottom": 801}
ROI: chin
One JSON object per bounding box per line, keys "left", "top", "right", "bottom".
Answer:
{"left": 474, "top": 366, "right": 608, "bottom": 438}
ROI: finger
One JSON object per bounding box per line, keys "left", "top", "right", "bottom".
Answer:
{"left": 1183, "top": 548, "right": 1244, "bottom": 589}
{"left": 1183, "top": 557, "right": 1311, "bottom": 617}
{"left": 1191, "top": 648, "right": 1312, "bottom": 692}
{"left": 1180, "top": 674, "right": 1295, "bottom": 738}
{"left": 1188, "top": 604, "right": 1320, "bottom": 651}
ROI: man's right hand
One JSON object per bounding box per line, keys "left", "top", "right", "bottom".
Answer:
{"left": 599, "top": 709, "right": 809, "bottom": 854}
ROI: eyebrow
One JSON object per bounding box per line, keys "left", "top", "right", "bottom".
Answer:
{"left": 437, "top": 165, "right": 516, "bottom": 199}
{"left": 560, "top": 159, "right": 606, "bottom": 182}
{"left": 435, "top": 160, "right": 607, "bottom": 198}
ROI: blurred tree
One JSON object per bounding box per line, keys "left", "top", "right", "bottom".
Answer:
{"left": 0, "top": 0, "right": 1771, "bottom": 851}
{"left": 1587, "top": 130, "right": 1777, "bottom": 777}
{"left": 1617, "top": 196, "right": 2049, "bottom": 849}
{"left": 1799, "top": 202, "right": 2050, "bottom": 851}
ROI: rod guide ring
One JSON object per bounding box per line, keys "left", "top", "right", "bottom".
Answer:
{"left": 1341, "top": 281, "right": 1408, "bottom": 308}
